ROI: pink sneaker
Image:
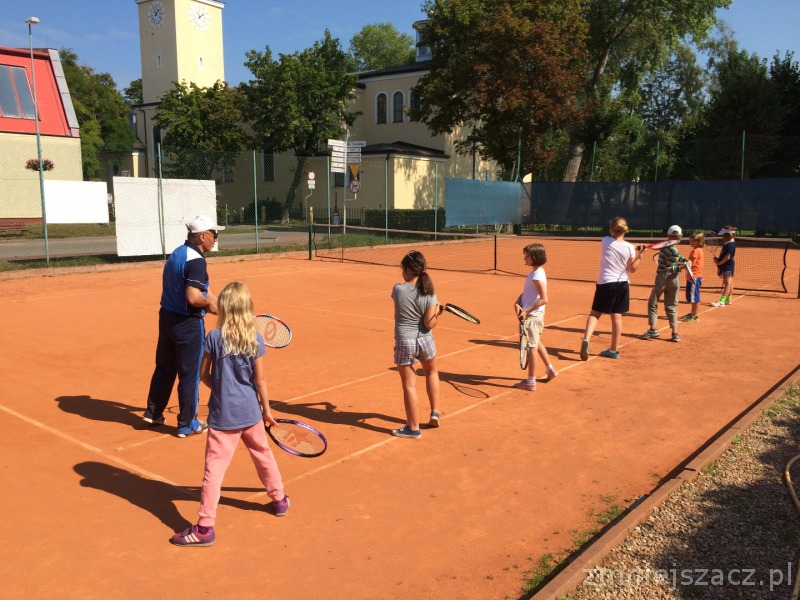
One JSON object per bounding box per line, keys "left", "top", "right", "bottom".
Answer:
{"left": 545, "top": 368, "right": 559, "bottom": 381}
{"left": 514, "top": 379, "right": 536, "bottom": 392}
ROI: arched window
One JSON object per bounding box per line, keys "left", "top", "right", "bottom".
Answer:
{"left": 376, "top": 93, "right": 387, "bottom": 124}
{"left": 392, "top": 91, "right": 404, "bottom": 123}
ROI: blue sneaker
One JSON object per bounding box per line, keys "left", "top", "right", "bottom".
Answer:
{"left": 391, "top": 425, "right": 421, "bottom": 440}
{"left": 599, "top": 349, "right": 620, "bottom": 359}
{"left": 428, "top": 411, "right": 441, "bottom": 428}
{"left": 580, "top": 338, "right": 590, "bottom": 361}
{"left": 177, "top": 420, "right": 208, "bottom": 438}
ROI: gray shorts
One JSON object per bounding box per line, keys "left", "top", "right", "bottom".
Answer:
{"left": 394, "top": 335, "right": 436, "bottom": 366}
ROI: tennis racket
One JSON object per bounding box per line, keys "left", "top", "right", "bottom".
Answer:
{"left": 644, "top": 239, "right": 680, "bottom": 250}
{"left": 443, "top": 303, "right": 480, "bottom": 324}
{"left": 519, "top": 319, "right": 530, "bottom": 370}
{"left": 266, "top": 419, "right": 327, "bottom": 458}
{"left": 683, "top": 260, "right": 696, "bottom": 284}
{"left": 254, "top": 314, "right": 292, "bottom": 348}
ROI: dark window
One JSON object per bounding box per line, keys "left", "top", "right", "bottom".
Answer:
{"left": 409, "top": 90, "right": 421, "bottom": 121}
{"left": 0, "top": 65, "right": 36, "bottom": 119}
{"left": 376, "top": 93, "right": 387, "bottom": 124}
{"left": 392, "top": 91, "right": 404, "bottom": 123}
{"left": 262, "top": 150, "right": 275, "bottom": 182}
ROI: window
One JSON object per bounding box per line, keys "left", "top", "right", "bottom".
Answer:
{"left": 156, "top": 55, "right": 161, "bottom": 68}
{"left": 199, "top": 56, "right": 204, "bottom": 69}
{"left": 0, "top": 65, "right": 36, "bottom": 119}
{"left": 262, "top": 150, "right": 275, "bottom": 182}
{"left": 376, "top": 93, "right": 387, "bottom": 124}
{"left": 392, "top": 91, "right": 404, "bottom": 123}
{"left": 409, "top": 90, "right": 421, "bottom": 121}
{"left": 223, "top": 165, "right": 234, "bottom": 183}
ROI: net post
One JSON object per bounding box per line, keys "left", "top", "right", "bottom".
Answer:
{"left": 494, "top": 234, "right": 497, "bottom": 272}
{"left": 308, "top": 207, "right": 314, "bottom": 260}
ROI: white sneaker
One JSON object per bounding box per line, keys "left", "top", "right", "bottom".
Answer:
{"left": 710, "top": 300, "right": 725, "bottom": 307}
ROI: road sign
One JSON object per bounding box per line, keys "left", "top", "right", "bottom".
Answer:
{"left": 327, "top": 139, "right": 347, "bottom": 148}
{"left": 308, "top": 171, "right": 316, "bottom": 181}
{"left": 349, "top": 179, "right": 361, "bottom": 194}
{"left": 308, "top": 181, "right": 316, "bottom": 189}
{"left": 347, "top": 140, "right": 366, "bottom": 147}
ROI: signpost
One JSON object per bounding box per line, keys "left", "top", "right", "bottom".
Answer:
{"left": 328, "top": 138, "right": 366, "bottom": 231}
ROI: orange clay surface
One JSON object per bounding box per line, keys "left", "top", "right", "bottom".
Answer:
{"left": 1, "top": 251, "right": 799, "bottom": 600}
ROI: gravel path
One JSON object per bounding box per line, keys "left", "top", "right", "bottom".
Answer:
{"left": 565, "top": 384, "right": 800, "bottom": 600}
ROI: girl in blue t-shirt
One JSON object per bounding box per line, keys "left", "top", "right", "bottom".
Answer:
{"left": 170, "top": 281, "right": 288, "bottom": 547}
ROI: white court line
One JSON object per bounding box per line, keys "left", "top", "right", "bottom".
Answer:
{"left": 246, "top": 386, "right": 519, "bottom": 501}
{"left": 0, "top": 403, "right": 193, "bottom": 497}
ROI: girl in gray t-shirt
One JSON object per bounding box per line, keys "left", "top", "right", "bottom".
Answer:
{"left": 390, "top": 250, "right": 443, "bottom": 439}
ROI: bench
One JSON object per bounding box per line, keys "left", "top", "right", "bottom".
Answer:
{"left": 0, "top": 220, "right": 27, "bottom": 234}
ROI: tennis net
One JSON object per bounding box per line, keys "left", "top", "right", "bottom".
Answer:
{"left": 311, "top": 224, "right": 797, "bottom": 295}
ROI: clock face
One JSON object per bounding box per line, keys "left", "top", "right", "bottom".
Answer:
{"left": 189, "top": 4, "right": 211, "bottom": 31}
{"left": 148, "top": 1, "right": 165, "bottom": 28}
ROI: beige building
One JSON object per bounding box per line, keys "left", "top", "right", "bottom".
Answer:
{"left": 126, "top": 4, "right": 498, "bottom": 221}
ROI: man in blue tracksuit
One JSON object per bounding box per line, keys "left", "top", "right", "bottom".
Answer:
{"left": 143, "top": 215, "right": 224, "bottom": 437}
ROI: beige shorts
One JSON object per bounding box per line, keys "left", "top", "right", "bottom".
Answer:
{"left": 523, "top": 313, "right": 544, "bottom": 348}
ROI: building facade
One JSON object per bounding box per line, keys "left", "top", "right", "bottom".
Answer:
{"left": 0, "top": 46, "right": 82, "bottom": 221}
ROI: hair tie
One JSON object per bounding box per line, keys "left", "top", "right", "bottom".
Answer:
{"left": 420, "top": 270, "right": 426, "bottom": 274}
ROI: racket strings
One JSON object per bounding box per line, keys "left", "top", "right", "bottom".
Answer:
{"left": 254, "top": 316, "right": 292, "bottom": 347}
{"left": 270, "top": 424, "right": 326, "bottom": 455}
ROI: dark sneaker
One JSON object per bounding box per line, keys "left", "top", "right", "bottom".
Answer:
{"left": 272, "top": 495, "right": 290, "bottom": 517}
{"left": 679, "top": 314, "right": 697, "bottom": 322}
{"left": 177, "top": 421, "right": 208, "bottom": 438}
{"left": 640, "top": 329, "right": 660, "bottom": 340}
{"left": 391, "top": 425, "right": 421, "bottom": 440}
{"left": 671, "top": 333, "right": 682, "bottom": 342}
{"left": 580, "top": 338, "right": 590, "bottom": 361}
{"left": 170, "top": 525, "right": 215, "bottom": 547}
{"left": 599, "top": 349, "right": 620, "bottom": 359}
{"left": 428, "top": 411, "right": 441, "bottom": 428}
{"left": 143, "top": 414, "right": 165, "bottom": 426}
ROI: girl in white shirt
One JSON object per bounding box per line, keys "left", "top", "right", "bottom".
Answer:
{"left": 579, "top": 217, "right": 644, "bottom": 360}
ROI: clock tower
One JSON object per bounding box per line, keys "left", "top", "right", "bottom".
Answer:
{"left": 130, "top": 0, "right": 225, "bottom": 174}
{"left": 136, "top": 0, "right": 225, "bottom": 104}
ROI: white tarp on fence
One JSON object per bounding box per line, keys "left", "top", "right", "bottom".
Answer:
{"left": 43, "top": 180, "right": 109, "bottom": 224}
{"left": 113, "top": 177, "right": 217, "bottom": 257}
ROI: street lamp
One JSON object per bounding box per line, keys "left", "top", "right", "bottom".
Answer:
{"left": 26, "top": 16, "right": 50, "bottom": 266}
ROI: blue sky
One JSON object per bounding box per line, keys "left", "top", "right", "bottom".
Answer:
{"left": 1, "top": 0, "right": 797, "bottom": 91}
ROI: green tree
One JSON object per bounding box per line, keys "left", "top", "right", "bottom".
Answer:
{"left": 349, "top": 23, "right": 416, "bottom": 71}
{"left": 243, "top": 31, "right": 358, "bottom": 220}
{"left": 765, "top": 52, "right": 800, "bottom": 177}
{"left": 59, "top": 49, "right": 135, "bottom": 180}
{"left": 412, "top": 0, "right": 589, "bottom": 177}
{"left": 152, "top": 81, "right": 251, "bottom": 180}
{"left": 123, "top": 78, "right": 143, "bottom": 106}
{"left": 677, "top": 50, "right": 784, "bottom": 179}
{"left": 561, "top": 0, "right": 731, "bottom": 182}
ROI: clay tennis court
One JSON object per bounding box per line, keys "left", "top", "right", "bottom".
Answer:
{"left": 2, "top": 245, "right": 799, "bottom": 599}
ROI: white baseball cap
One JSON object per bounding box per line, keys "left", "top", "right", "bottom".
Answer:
{"left": 718, "top": 228, "right": 735, "bottom": 236}
{"left": 667, "top": 225, "right": 682, "bottom": 236}
{"left": 185, "top": 215, "right": 225, "bottom": 233}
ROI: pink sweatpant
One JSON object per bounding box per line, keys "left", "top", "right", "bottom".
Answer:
{"left": 197, "top": 422, "right": 285, "bottom": 527}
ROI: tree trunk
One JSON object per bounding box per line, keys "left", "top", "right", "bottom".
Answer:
{"left": 282, "top": 155, "right": 308, "bottom": 223}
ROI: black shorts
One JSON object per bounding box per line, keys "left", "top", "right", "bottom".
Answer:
{"left": 591, "top": 282, "right": 630, "bottom": 314}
